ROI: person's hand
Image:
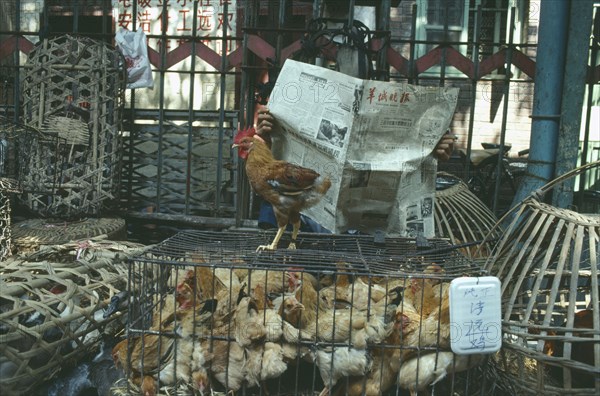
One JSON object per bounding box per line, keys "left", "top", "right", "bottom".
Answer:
{"left": 434, "top": 131, "right": 456, "bottom": 161}
{"left": 256, "top": 106, "right": 276, "bottom": 136}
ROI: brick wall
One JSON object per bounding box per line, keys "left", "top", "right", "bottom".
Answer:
{"left": 388, "top": 0, "right": 538, "bottom": 155}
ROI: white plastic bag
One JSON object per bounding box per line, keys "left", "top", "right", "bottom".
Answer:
{"left": 115, "top": 28, "right": 154, "bottom": 89}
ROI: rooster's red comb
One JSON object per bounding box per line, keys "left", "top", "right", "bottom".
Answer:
{"left": 233, "top": 126, "right": 256, "bottom": 144}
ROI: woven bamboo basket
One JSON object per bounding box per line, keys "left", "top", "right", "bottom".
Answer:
{"left": 11, "top": 217, "right": 127, "bottom": 255}
{"left": 0, "top": 117, "right": 31, "bottom": 261}
{"left": 0, "top": 238, "right": 149, "bottom": 395}
{"left": 0, "top": 179, "right": 21, "bottom": 261}
{"left": 435, "top": 172, "right": 502, "bottom": 258}
{"left": 20, "top": 34, "right": 126, "bottom": 218}
{"left": 0, "top": 177, "right": 20, "bottom": 261}
{"left": 483, "top": 162, "right": 600, "bottom": 395}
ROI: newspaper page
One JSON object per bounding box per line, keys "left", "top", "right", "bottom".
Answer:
{"left": 268, "top": 59, "right": 458, "bottom": 237}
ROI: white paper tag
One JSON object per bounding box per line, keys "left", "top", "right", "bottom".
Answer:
{"left": 449, "top": 276, "right": 502, "bottom": 354}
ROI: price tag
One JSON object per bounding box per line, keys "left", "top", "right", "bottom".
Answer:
{"left": 449, "top": 276, "right": 502, "bottom": 354}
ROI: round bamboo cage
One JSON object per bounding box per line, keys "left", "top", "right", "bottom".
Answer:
{"left": 20, "top": 34, "right": 126, "bottom": 218}
{"left": 0, "top": 238, "right": 149, "bottom": 395}
{"left": 435, "top": 172, "right": 502, "bottom": 258}
{"left": 11, "top": 217, "right": 127, "bottom": 254}
{"left": 483, "top": 162, "right": 600, "bottom": 395}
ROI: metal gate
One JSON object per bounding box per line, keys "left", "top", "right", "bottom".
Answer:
{"left": 1, "top": 0, "right": 598, "bottom": 230}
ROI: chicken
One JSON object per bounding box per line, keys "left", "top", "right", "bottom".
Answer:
{"left": 285, "top": 272, "right": 328, "bottom": 329}
{"left": 240, "top": 268, "right": 301, "bottom": 308}
{"left": 313, "top": 347, "right": 372, "bottom": 395}
{"left": 244, "top": 341, "right": 289, "bottom": 387}
{"left": 203, "top": 336, "right": 246, "bottom": 391}
{"left": 232, "top": 296, "right": 267, "bottom": 346}
{"left": 396, "top": 294, "right": 451, "bottom": 360}
{"left": 330, "top": 309, "right": 413, "bottom": 396}
{"left": 397, "top": 351, "right": 485, "bottom": 395}
{"left": 203, "top": 314, "right": 290, "bottom": 392}
{"left": 157, "top": 308, "right": 214, "bottom": 386}
{"left": 112, "top": 307, "right": 181, "bottom": 376}
{"left": 275, "top": 294, "right": 307, "bottom": 334}
{"left": 301, "top": 306, "right": 391, "bottom": 349}
{"left": 232, "top": 127, "right": 331, "bottom": 250}
{"left": 136, "top": 374, "right": 157, "bottom": 396}
{"left": 320, "top": 276, "right": 391, "bottom": 312}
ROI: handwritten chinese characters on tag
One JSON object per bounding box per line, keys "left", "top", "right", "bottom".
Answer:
{"left": 449, "top": 276, "right": 502, "bottom": 355}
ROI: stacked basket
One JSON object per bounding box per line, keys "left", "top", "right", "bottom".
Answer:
{"left": 484, "top": 162, "right": 599, "bottom": 395}
{"left": 20, "top": 34, "right": 125, "bottom": 218}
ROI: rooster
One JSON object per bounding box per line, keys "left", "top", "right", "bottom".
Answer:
{"left": 232, "top": 127, "right": 332, "bottom": 250}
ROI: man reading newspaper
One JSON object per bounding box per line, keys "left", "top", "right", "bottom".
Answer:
{"left": 253, "top": 60, "right": 458, "bottom": 237}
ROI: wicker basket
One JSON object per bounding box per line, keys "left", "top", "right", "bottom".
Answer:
{"left": 11, "top": 217, "right": 127, "bottom": 255}
{"left": 0, "top": 178, "right": 21, "bottom": 261}
{"left": 0, "top": 238, "right": 148, "bottom": 395}
{"left": 20, "top": 34, "right": 126, "bottom": 218}
{"left": 484, "top": 162, "right": 600, "bottom": 395}
{"left": 435, "top": 172, "right": 502, "bottom": 258}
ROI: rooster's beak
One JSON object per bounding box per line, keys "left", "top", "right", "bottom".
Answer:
{"left": 231, "top": 143, "right": 239, "bottom": 148}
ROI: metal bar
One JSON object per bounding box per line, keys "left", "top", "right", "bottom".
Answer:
{"left": 126, "top": 211, "right": 258, "bottom": 229}
{"left": 185, "top": 0, "right": 200, "bottom": 215}
{"left": 275, "top": 0, "right": 287, "bottom": 68}
{"left": 578, "top": 6, "right": 600, "bottom": 205}
{"left": 439, "top": 0, "right": 449, "bottom": 85}
{"left": 130, "top": 108, "right": 239, "bottom": 118}
{"left": 73, "top": 1, "right": 79, "bottom": 33}
{"left": 347, "top": 0, "right": 356, "bottom": 29}
{"left": 512, "top": 0, "right": 569, "bottom": 206}
{"left": 553, "top": 0, "right": 596, "bottom": 208}
{"left": 236, "top": 0, "right": 254, "bottom": 227}
{"left": 465, "top": 4, "right": 482, "bottom": 181}
{"left": 491, "top": 7, "right": 515, "bottom": 214}
{"left": 155, "top": 0, "right": 170, "bottom": 214}
{"left": 313, "top": 0, "right": 323, "bottom": 20}
{"left": 13, "top": 0, "right": 22, "bottom": 125}
{"left": 377, "top": 0, "right": 391, "bottom": 81}
{"left": 125, "top": 1, "right": 139, "bottom": 214}
{"left": 215, "top": 0, "right": 230, "bottom": 215}
{"left": 408, "top": 3, "right": 417, "bottom": 83}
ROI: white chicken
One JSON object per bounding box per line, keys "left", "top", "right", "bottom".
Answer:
{"left": 313, "top": 347, "right": 372, "bottom": 395}
{"left": 397, "top": 351, "right": 485, "bottom": 395}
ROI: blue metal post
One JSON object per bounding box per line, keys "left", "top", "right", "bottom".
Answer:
{"left": 511, "top": 0, "right": 569, "bottom": 206}
{"left": 553, "top": 0, "right": 595, "bottom": 208}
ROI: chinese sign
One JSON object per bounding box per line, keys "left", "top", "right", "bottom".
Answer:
{"left": 113, "top": 0, "right": 236, "bottom": 55}
{"left": 111, "top": 0, "right": 238, "bottom": 109}
{"left": 449, "top": 276, "right": 502, "bottom": 354}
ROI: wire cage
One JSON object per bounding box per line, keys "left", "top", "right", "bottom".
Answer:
{"left": 435, "top": 172, "right": 502, "bottom": 259}
{"left": 121, "top": 230, "right": 503, "bottom": 396}
{"left": 0, "top": 239, "right": 148, "bottom": 395}
{"left": 19, "top": 34, "right": 126, "bottom": 218}
{"left": 483, "top": 162, "right": 600, "bottom": 395}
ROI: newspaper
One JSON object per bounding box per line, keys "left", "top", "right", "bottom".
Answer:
{"left": 268, "top": 59, "right": 459, "bottom": 237}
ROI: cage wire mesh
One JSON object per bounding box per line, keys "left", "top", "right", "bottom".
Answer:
{"left": 120, "top": 230, "right": 504, "bottom": 396}
{"left": 483, "top": 161, "right": 600, "bottom": 396}
{"left": 20, "top": 34, "right": 125, "bottom": 218}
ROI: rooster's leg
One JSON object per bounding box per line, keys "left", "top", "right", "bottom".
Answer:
{"left": 256, "top": 226, "right": 285, "bottom": 251}
{"left": 287, "top": 220, "right": 301, "bottom": 249}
